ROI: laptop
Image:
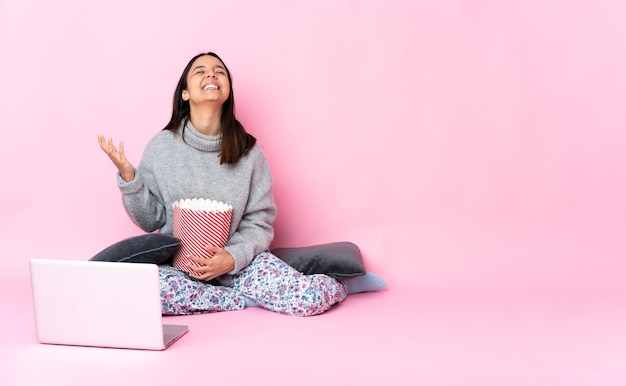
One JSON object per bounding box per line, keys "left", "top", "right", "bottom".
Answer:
{"left": 30, "top": 259, "right": 188, "bottom": 350}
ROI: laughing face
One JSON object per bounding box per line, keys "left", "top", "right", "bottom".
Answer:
{"left": 182, "top": 54, "right": 231, "bottom": 106}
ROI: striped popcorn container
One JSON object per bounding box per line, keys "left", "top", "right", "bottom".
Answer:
{"left": 171, "top": 198, "right": 233, "bottom": 275}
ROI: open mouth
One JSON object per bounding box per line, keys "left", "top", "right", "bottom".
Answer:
{"left": 202, "top": 84, "right": 219, "bottom": 91}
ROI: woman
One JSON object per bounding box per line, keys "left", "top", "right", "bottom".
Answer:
{"left": 98, "top": 52, "right": 347, "bottom": 316}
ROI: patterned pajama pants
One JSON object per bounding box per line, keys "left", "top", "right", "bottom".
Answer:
{"left": 159, "top": 251, "right": 347, "bottom": 317}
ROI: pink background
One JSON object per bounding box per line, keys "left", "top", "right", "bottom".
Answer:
{"left": 2, "top": 0, "right": 625, "bottom": 293}
{"left": 1, "top": 1, "right": 626, "bottom": 384}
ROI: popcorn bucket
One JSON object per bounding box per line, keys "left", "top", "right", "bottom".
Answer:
{"left": 171, "top": 198, "right": 233, "bottom": 275}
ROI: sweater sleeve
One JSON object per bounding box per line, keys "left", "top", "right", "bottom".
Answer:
{"left": 223, "top": 149, "right": 277, "bottom": 274}
{"left": 117, "top": 141, "right": 167, "bottom": 233}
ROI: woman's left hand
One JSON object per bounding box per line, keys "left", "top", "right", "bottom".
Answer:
{"left": 187, "top": 245, "right": 236, "bottom": 281}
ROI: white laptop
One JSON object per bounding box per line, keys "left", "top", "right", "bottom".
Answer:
{"left": 30, "top": 259, "right": 188, "bottom": 350}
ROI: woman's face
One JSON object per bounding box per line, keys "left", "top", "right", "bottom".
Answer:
{"left": 182, "top": 55, "right": 231, "bottom": 106}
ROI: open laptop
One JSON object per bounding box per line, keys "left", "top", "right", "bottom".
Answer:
{"left": 30, "top": 259, "right": 188, "bottom": 350}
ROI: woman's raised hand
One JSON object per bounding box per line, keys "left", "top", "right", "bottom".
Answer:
{"left": 97, "top": 134, "right": 136, "bottom": 182}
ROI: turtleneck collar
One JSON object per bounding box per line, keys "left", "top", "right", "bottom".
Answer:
{"left": 181, "top": 119, "right": 222, "bottom": 152}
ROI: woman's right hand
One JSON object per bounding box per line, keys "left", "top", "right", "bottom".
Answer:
{"left": 97, "top": 134, "right": 136, "bottom": 182}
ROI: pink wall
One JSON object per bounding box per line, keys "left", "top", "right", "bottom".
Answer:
{"left": 1, "top": 0, "right": 625, "bottom": 294}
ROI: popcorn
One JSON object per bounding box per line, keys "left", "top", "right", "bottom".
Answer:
{"left": 171, "top": 198, "right": 233, "bottom": 275}
{"left": 173, "top": 198, "right": 232, "bottom": 212}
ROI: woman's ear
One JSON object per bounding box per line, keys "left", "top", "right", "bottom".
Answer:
{"left": 182, "top": 90, "right": 189, "bottom": 101}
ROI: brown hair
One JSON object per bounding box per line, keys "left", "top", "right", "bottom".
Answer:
{"left": 162, "top": 52, "right": 256, "bottom": 164}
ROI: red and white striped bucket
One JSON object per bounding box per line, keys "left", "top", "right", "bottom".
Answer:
{"left": 171, "top": 199, "right": 233, "bottom": 275}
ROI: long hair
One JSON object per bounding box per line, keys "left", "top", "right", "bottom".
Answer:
{"left": 162, "top": 52, "right": 256, "bottom": 164}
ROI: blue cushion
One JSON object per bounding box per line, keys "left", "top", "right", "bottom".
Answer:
{"left": 341, "top": 272, "right": 387, "bottom": 294}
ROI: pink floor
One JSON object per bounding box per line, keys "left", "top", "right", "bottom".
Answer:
{"left": 2, "top": 266, "right": 625, "bottom": 386}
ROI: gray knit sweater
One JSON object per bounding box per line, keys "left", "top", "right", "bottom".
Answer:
{"left": 117, "top": 121, "right": 277, "bottom": 275}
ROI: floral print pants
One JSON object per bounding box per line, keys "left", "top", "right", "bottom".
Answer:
{"left": 159, "top": 251, "right": 347, "bottom": 317}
